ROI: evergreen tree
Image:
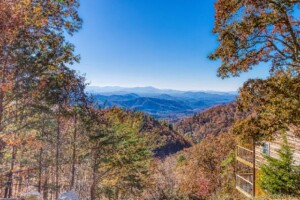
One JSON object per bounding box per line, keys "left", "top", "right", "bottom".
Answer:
{"left": 259, "top": 136, "right": 300, "bottom": 196}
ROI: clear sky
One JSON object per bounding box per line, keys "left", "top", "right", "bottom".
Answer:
{"left": 69, "top": 0, "right": 269, "bottom": 91}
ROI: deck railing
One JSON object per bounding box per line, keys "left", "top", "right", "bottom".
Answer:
{"left": 236, "top": 145, "right": 254, "bottom": 164}
{"left": 236, "top": 174, "right": 253, "bottom": 198}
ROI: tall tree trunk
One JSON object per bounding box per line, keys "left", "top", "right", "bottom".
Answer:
{"left": 0, "top": 89, "right": 4, "bottom": 198}
{"left": 0, "top": 90, "right": 3, "bottom": 133}
{"left": 0, "top": 55, "right": 7, "bottom": 134}
{"left": 4, "top": 146, "right": 17, "bottom": 198}
{"left": 17, "top": 150, "right": 24, "bottom": 196}
{"left": 50, "top": 166, "right": 55, "bottom": 200}
{"left": 70, "top": 114, "right": 77, "bottom": 190}
{"left": 55, "top": 116, "right": 61, "bottom": 200}
{"left": 38, "top": 147, "right": 43, "bottom": 193}
{"left": 43, "top": 159, "right": 49, "bottom": 200}
{"left": 38, "top": 118, "right": 46, "bottom": 193}
{"left": 90, "top": 149, "right": 97, "bottom": 200}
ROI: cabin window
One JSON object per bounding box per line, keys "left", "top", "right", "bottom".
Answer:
{"left": 262, "top": 142, "right": 270, "bottom": 156}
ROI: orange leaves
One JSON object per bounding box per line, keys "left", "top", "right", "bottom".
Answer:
{"left": 1, "top": 131, "right": 43, "bottom": 149}
{"left": 65, "top": 22, "right": 71, "bottom": 28}
{"left": 33, "top": 6, "right": 42, "bottom": 15}
{"left": 235, "top": 74, "right": 300, "bottom": 142}
{"left": 0, "top": 83, "right": 13, "bottom": 93}
{"left": 165, "top": 133, "right": 237, "bottom": 198}
{"left": 210, "top": 0, "right": 300, "bottom": 78}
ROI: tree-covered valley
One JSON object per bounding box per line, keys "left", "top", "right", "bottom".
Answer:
{"left": 1, "top": 0, "right": 300, "bottom": 199}
{"left": 89, "top": 86, "right": 236, "bottom": 123}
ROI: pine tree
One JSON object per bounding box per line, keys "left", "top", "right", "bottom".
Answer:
{"left": 259, "top": 136, "right": 300, "bottom": 196}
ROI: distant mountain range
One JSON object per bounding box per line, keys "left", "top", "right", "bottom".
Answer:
{"left": 87, "top": 86, "right": 237, "bottom": 122}
{"left": 87, "top": 86, "right": 237, "bottom": 95}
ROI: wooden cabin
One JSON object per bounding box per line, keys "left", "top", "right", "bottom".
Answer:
{"left": 235, "top": 131, "right": 300, "bottom": 198}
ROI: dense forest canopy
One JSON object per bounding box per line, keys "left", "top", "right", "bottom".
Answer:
{"left": 176, "top": 103, "right": 244, "bottom": 142}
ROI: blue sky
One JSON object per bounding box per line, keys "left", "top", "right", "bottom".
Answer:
{"left": 69, "top": 0, "right": 269, "bottom": 91}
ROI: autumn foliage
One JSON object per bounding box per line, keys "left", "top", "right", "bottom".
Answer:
{"left": 210, "top": 0, "right": 300, "bottom": 78}
{"left": 1, "top": 0, "right": 300, "bottom": 199}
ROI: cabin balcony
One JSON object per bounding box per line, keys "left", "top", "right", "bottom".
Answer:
{"left": 236, "top": 145, "right": 255, "bottom": 198}
{"left": 236, "top": 173, "right": 254, "bottom": 198}
{"left": 236, "top": 145, "right": 254, "bottom": 168}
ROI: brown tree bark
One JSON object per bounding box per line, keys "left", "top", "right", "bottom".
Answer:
{"left": 4, "top": 146, "right": 17, "bottom": 198}
{"left": 38, "top": 118, "right": 46, "bottom": 193}
{"left": 43, "top": 162, "right": 49, "bottom": 200}
{"left": 55, "top": 116, "right": 61, "bottom": 200}
{"left": 38, "top": 147, "right": 43, "bottom": 193}
{"left": 0, "top": 90, "right": 3, "bottom": 133}
{"left": 90, "top": 149, "right": 98, "bottom": 200}
{"left": 70, "top": 114, "right": 77, "bottom": 190}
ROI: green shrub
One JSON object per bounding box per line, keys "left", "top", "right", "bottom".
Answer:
{"left": 259, "top": 136, "right": 300, "bottom": 196}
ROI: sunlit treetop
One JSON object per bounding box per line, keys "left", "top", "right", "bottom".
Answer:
{"left": 209, "top": 0, "right": 300, "bottom": 78}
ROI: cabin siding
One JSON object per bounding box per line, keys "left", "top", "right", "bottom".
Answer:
{"left": 255, "top": 131, "right": 300, "bottom": 166}
{"left": 236, "top": 131, "right": 300, "bottom": 198}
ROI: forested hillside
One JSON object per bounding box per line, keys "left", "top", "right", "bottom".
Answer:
{"left": 142, "top": 132, "right": 238, "bottom": 199}
{"left": 92, "top": 91, "right": 236, "bottom": 122}
{"left": 176, "top": 103, "right": 245, "bottom": 142}
{"left": 104, "top": 107, "right": 192, "bottom": 158}
{"left": 0, "top": 105, "right": 191, "bottom": 199}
